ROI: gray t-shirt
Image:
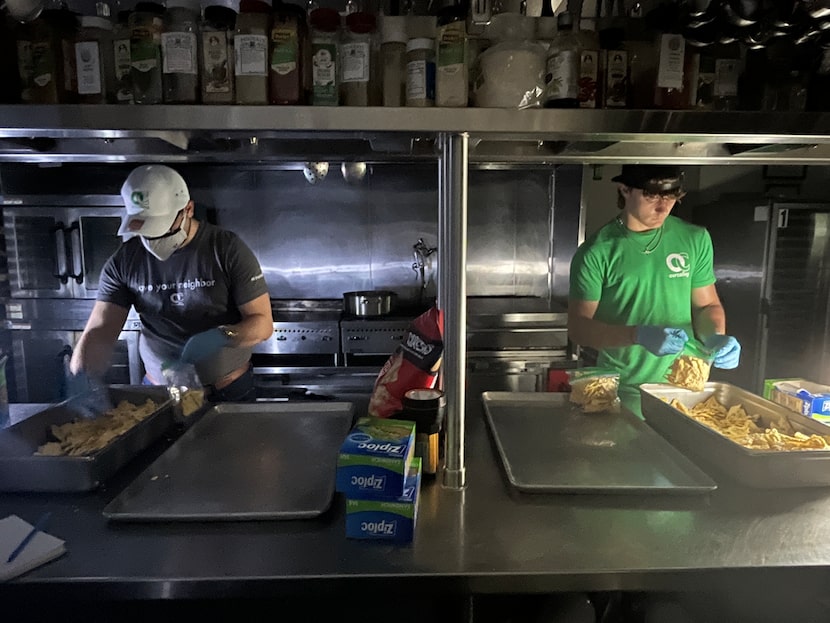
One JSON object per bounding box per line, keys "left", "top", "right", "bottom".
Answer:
{"left": 98, "top": 222, "right": 269, "bottom": 385}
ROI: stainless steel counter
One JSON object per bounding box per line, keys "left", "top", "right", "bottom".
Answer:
{"left": 4, "top": 394, "right": 830, "bottom": 603}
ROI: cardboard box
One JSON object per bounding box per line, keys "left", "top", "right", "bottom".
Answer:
{"left": 764, "top": 378, "right": 830, "bottom": 422}
{"left": 336, "top": 417, "right": 416, "bottom": 499}
{"left": 345, "top": 457, "right": 422, "bottom": 542}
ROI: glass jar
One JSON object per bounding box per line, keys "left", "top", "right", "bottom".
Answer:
{"left": 435, "top": 3, "right": 467, "bottom": 107}
{"left": 234, "top": 0, "right": 271, "bottom": 104}
{"left": 74, "top": 15, "right": 115, "bottom": 104}
{"left": 309, "top": 7, "right": 339, "bottom": 106}
{"left": 113, "top": 10, "right": 134, "bottom": 103}
{"left": 200, "top": 0, "right": 237, "bottom": 104}
{"left": 162, "top": 0, "right": 200, "bottom": 103}
{"left": 653, "top": 32, "right": 694, "bottom": 110}
{"left": 405, "top": 37, "right": 435, "bottom": 107}
{"left": 0, "top": 17, "right": 22, "bottom": 103}
{"left": 543, "top": 11, "right": 580, "bottom": 108}
{"left": 45, "top": 7, "right": 80, "bottom": 104}
{"left": 129, "top": 1, "right": 165, "bottom": 104}
{"left": 379, "top": 15, "right": 406, "bottom": 106}
{"left": 269, "top": 2, "right": 307, "bottom": 104}
{"left": 340, "top": 11, "right": 380, "bottom": 106}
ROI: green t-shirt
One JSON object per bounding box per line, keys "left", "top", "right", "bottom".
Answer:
{"left": 569, "top": 215, "right": 716, "bottom": 416}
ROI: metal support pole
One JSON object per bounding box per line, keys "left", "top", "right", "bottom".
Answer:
{"left": 438, "top": 132, "right": 468, "bottom": 490}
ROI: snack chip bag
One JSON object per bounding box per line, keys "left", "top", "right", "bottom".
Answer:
{"left": 666, "top": 341, "right": 713, "bottom": 392}
{"left": 368, "top": 306, "right": 444, "bottom": 419}
{"left": 567, "top": 367, "right": 620, "bottom": 413}
{"left": 162, "top": 362, "right": 206, "bottom": 419}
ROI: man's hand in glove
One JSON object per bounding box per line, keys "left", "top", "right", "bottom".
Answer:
{"left": 702, "top": 334, "right": 741, "bottom": 369}
{"left": 635, "top": 325, "right": 689, "bottom": 356}
{"left": 181, "top": 328, "right": 231, "bottom": 364}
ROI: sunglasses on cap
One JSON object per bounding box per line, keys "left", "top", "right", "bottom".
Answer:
{"left": 641, "top": 188, "right": 686, "bottom": 203}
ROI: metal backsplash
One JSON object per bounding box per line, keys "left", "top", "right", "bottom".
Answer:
{"left": 0, "top": 162, "right": 582, "bottom": 306}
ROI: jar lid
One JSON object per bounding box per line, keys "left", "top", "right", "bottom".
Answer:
{"left": 310, "top": 7, "right": 340, "bottom": 31}
{"left": 80, "top": 14, "right": 113, "bottom": 29}
{"left": 345, "top": 11, "right": 376, "bottom": 34}
{"left": 201, "top": 0, "right": 240, "bottom": 11}
{"left": 380, "top": 15, "right": 407, "bottom": 43}
{"left": 406, "top": 37, "right": 434, "bottom": 52}
{"left": 167, "top": 0, "right": 200, "bottom": 10}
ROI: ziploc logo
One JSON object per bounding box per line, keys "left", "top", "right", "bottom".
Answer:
{"left": 351, "top": 474, "right": 386, "bottom": 490}
{"left": 361, "top": 519, "right": 397, "bottom": 536}
{"left": 350, "top": 433, "right": 407, "bottom": 457}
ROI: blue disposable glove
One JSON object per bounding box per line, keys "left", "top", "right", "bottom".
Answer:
{"left": 703, "top": 334, "right": 741, "bottom": 369}
{"left": 180, "top": 328, "right": 231, "bottom": 364}
{"left": 635, "top": 325, "right": 689, "bottom": 356}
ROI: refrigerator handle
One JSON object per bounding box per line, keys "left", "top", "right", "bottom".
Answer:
{"left": 66, "top": 221, "right": 84, "bottom": 284}
{"left": 51, "top": 222, "right": 69, "bottom": 284}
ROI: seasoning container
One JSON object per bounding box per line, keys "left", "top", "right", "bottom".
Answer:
{"left": 46, "top": 7, "right": 80, "bottom": 104}
{"left": 268, "top": 1, "right": 306, "bottom": 105}
{"left": 74, "top": 15, "right": 115, "bottom": 104}
{"left": 129, "top": 1, "right": 165, "bottom": 104}
{"left": 340, "top": 11, "right": 380, "bottom": 106}
{"left": 379, "top": 15, "right": 406, "bottom": 106}
{"left": 435, "top": 2, "right": 468, "bottom": 107}
{"left": 200, "top": 0, "right": 237, "bottom": 104}
{"left": 543, "top": 11, "right": 580, "bottom": 108}
{"left": 653, "top": 32, "right": 695, "bottom": 110}
{"left": 112, "top": 10, "right": 134, "bottom": 103}
{"left": 234, "top": 0, "right": 271, "bottom": 104}
{"left": 397, "top": 388, "right": 445, "bottom": 477}
{"left": 0, "top": 17, "right": 22, "bottom": 103}
{"left": 162, "top": 0, "right": 200, "bottom": 103}
{"left": 309, "top": 7, "right": 339, "bottom": 106}
{"left": 405, "top": 37, "right": 435, "bottom": 107}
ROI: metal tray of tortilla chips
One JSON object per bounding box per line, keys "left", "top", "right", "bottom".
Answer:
{"left": 641, "top": 382, "right": 830, "bottom": 488}
{"left": 0, "top": 385, "right": 174, "bottom": 492}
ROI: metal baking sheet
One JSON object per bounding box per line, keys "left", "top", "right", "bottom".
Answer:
{"left": 0, "top": 385, "right": 174, "bottom": 492}
{"left": 641, "top": 382, "right": 830, "bottom": 488}
{"left": 481, "top": 391, "right": 717, "bottom": 495}
{"left": 103, "top": 402, "right": 356, "bottom": 521}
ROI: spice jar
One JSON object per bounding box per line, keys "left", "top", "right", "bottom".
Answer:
{"left": 309, "top": 7, "right": 339, "bottom": 106}
{"left": 269, "top": 1, "right": 307, "bottom": 105}
{"left": 234, "top": 0, "right": 271, "bottom": 104}
{"left": 340, "top": 11, "right": 380, "bottom": 106}
{"left": 17, "top": 9, "right": 78, "bottom": 104}
{"left": 129, "top": 1, "right": 165, "bottom": 104}
{"left": 200, "top": 0, "right": 237, "bottom": 104}
{"left": 74, "top": 15, "right": 115, "bottom": 104}
{"left": 405, "top": 37, "right": 435, "bottom": 107}
{"left": 379, "top": 15, "right": 406, "bottom": 106}
{"left": 162, "top": 0, "right": 200, "bottom": 103}
{"left": 112, "top": 10, "right": 134, "bottom": 103}
{"left": 435, "top": 2, "right": 467, "bottom": 107}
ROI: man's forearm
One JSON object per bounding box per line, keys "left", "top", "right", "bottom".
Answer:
{"left": 70, "top": 329, "right": 116, "bottom": 377}
{"left": 223, "top": 314, "right": 274, "bottom": 348}
{"left": 693, "top": 303, "right": 726, "bottom": 340}
{"left": 568, "top": 315, "right": 637, "bottom": 351}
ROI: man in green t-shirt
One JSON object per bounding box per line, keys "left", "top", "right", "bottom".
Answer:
{"left": 568, "top": 164, "right": 741, "bottom": 417}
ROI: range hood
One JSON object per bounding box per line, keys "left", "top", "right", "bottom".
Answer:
{"left": 0, "top": 106, "right": 829, "bottom": 165}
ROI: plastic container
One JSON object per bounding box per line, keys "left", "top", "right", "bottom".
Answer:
{"left": 200, "top": 0, "right": 237, "bottom": 103}
{"left": 379, "top": 15, "right": 406, "bottom": 106}
{"left": 405, "top": 37, "right": 435, "bottom": 107}
{"left": 112, "top": 10, "right": 134, "bottom": 103}
{"left": 161, "top": 0, "right": 200, "bottom": 103}
{"left": 309, "top": 7, "right": 339, "bottom": 106}
{"left": 268, "top": 1, "right": 307, "bottom": 105}
{"left": 340, "top": 11, "right": 379, "bottom": 106}
{"left": 435, "top": 3, "right": 467, "bottom": 107}
{"left": 543, "top": 11, "right": 580, "bottom": 108}
{"left": 234, "top": 0, "right": 271, "bottom": 104}
{"left": 74, "top": 15, "right": 115, "bottom": 104}
{"left": 129, "top": 1, "right": 165, "bottom": 104}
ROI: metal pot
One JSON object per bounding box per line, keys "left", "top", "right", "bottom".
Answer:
{"left": 343, "top": 290, "right": 396, "bottom": 317}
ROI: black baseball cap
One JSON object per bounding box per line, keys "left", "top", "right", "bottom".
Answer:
{"left": 611, "top": 165, "right": 684, "bottom": 193}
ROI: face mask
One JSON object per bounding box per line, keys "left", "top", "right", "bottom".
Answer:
{"left": 141, "top": 217, "right": 189, "bottom": 261}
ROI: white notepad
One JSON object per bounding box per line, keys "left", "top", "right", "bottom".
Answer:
{"left": 0, "top": 515, "right": 66, "bottom": 582}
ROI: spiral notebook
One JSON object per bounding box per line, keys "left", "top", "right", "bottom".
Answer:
{"left": 0, "top": 515, "right": 66, "bottom": 582}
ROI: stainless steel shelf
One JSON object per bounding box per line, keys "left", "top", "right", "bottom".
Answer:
{"left": 1, "top": 106, "right": 830, "bottom": 164}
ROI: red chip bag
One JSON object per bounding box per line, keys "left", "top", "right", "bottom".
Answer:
{"left": 368, "top": 306, "right": 444, "bottom": 418}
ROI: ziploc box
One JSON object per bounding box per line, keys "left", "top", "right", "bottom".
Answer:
{"left": 336, "top": 417, "right": 416, "bottom": 499}
{"left": 764, "top": 378, "right": 830, "bottom": 422}
{"left": 346, "top": 457, "right": 422, "bottom": 542}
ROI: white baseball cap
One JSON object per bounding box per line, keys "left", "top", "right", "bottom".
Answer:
{"left": 118, "top": 165, "right": 191, "bottom": 239}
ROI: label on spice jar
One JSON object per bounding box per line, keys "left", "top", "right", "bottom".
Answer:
{"left": 16, "top": 41, "right": 33, "bottom": 89}
{"left": 31, "top": 41, "right": 55, "bottom": 88}
{"left": 578, "top": 49, "right": 599, "bottom": 108}
{"left": 131, "top": 36, "right": 160, "bottom": 73}
{"left": 714, "top": 58, "right": 739, "bottom": 97}
{"left": 341, "top": 42, "right": 369, "bottom": 82}
{"left": 201, "top": 32, "right": 232, "bottom": 93}
{"left": 235, "top": 34, "right": 268, "bottom": 76}
{"left": 75, "top": 41, "right": 102, "bottom": 95}
{"left": 603, "top": 49, "right": 627, "bottom": 108}
{"left": 114, "top": 38, "right": 133, "bottom": 102}
{"left": 162, "top": 32, "right": 197, "bottom": 74}
{"left": 312, "top": 42, "right": 337, "bottom": 103}
{"left": 270, "top": 27, "right": 298, "bottom": 75}
{"left": 544, "top": 50, "right": 578, "bottom": 101}
{"left": 656, "top": 33, "right": 685, "bottom": 90}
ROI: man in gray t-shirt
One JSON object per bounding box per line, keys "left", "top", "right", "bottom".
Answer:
{"left": 70, "top": 165, "right": 273, "bottom": 401}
